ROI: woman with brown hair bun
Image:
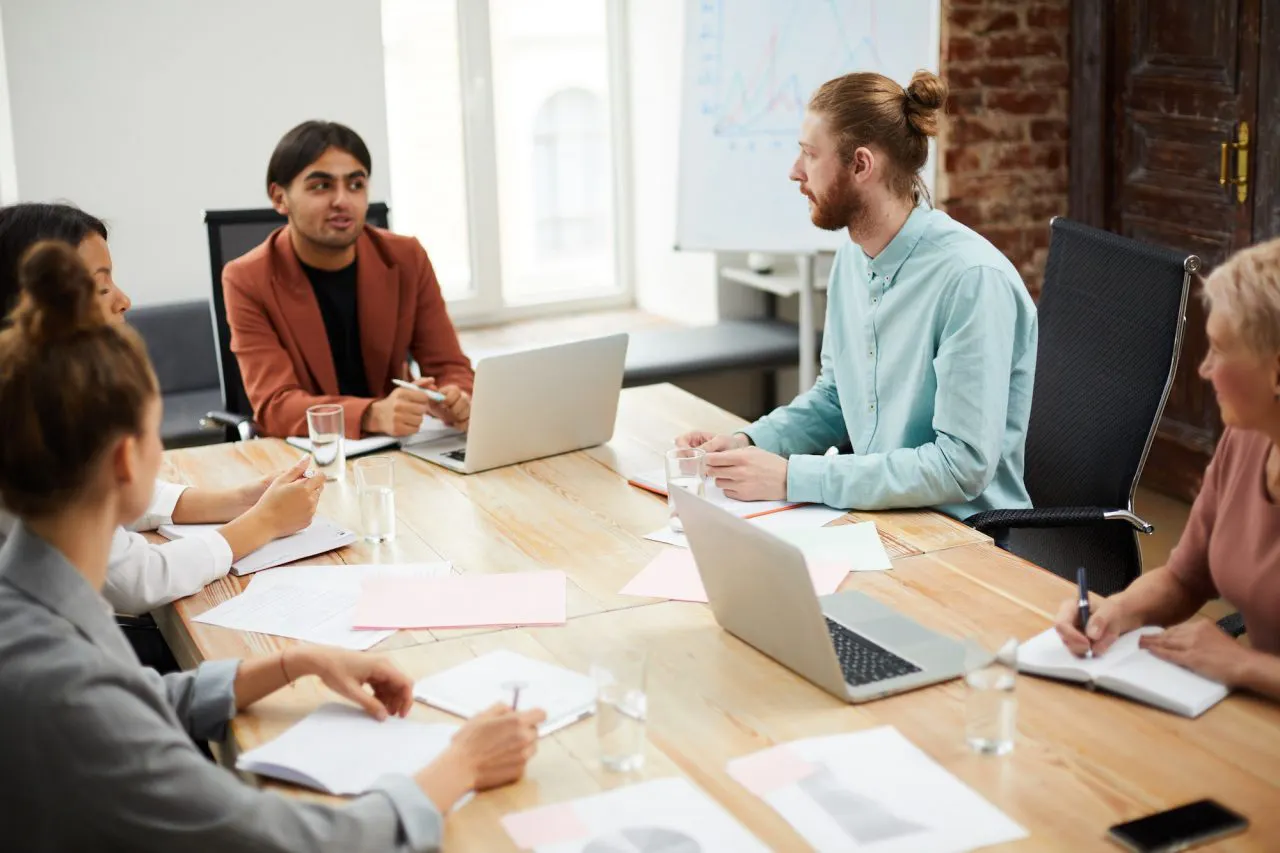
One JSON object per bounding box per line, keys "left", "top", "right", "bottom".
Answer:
{"left": 678, "top": 70, "right": 1037, "bottom": 546}
{"left": 0, "top": 241, "right": 545, "bottom": 851}
{"left": 0, "top": 202, "right": 325, "bottom": 625}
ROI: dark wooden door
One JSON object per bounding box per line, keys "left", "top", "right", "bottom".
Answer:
{"left": 1071, "top": 0, "right": 1280, "bottom": 502}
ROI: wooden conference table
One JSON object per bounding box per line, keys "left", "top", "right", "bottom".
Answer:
{"left": 155, "top": 384, "right": 1280, "bottom": 851}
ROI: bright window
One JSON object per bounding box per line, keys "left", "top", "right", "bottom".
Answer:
{"left": 381, "top": 0, "right": 631, "bottom": 322}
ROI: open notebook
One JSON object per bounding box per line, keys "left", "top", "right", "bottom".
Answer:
{"left": 414, "top": 650, "right": 596, "bottom": 737}
{"left": 285, "top": 417, "right": 462, "bottom": 458}
{"left": 236, "top": 703, "right": 459, "bottom": 795}
{"left": 628, "top": 469, "right": 804, "bottom": 519}
{"left": 158, "top": 516, "right": 355, "bottom": 576}
{"left": 1018, "top": 627, "right": 1228, "bottom": 718}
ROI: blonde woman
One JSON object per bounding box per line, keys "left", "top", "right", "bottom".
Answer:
{"left": 1055, "top": 236, "right": 1280, "bottom": 701}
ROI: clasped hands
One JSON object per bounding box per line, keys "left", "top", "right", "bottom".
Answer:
{"left": 674, "top": 431, "right": 788, "bottom": 502}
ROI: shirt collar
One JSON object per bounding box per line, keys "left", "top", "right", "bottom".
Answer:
{"left": 0, "top": 522, "right": 138, "bottom": 664}
{"left": 865, "top": 205, "right": 930, "bottom": 289}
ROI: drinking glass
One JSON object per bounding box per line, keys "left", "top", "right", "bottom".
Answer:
{"left": 665, "top": 447, "right": 707, "bottom": 533}
{"left": 355, "top": 456, "right": 396, "bottom": 543}
{"left": 591, "top": 647, "right": 648, "bottom": 772}
{"left": 964, "top": 637, "right": 1018, "bottom": 755}
{"left": 306, "top": 404, "right": 345, "bottom": 482}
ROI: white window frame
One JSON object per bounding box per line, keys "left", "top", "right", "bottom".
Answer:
{"left": 445, "top": 0, "right": 635, "bottom": 327}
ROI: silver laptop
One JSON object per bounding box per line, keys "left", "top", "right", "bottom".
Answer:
{"left": 672, "top": 487, "right": 966, "bottom": 702}
{"left": 403, "top": 334, "right": 628, "bottom": 474}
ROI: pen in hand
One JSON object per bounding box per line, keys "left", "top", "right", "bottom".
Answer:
{"left": 1076, "top": 566, "right": 1092, "bottom": 658}
{"left": 392, "top": 377, "right": 446, "bottom": 403}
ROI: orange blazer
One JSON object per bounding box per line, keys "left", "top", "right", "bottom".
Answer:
{"left": 222, "top": 226, "right": 474, "bottom": 438}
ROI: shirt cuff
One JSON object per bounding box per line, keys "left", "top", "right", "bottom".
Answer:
{"left": 188, "top": 659, "right": 240, "bottom": 742}
{"left": 149, "top": 481, "right": 190, "bottom": 527}
{"left": 204, "top": 532, "right": 235, "bottom": 576}
{"left": 372, "top": 773, "right": 445, "bottom": 852}
{"left": 740, "top": 421, "right": 782, "bottom": 453}
{"left": 786, "top": 454, "right": 829, "bottom": 505}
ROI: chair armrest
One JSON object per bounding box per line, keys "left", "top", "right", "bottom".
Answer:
{"left": 965, "top": 507, "right": 1154, "bottom": 535}
{"left": 201, "top": 410, "right": 258, "bottom": 442}
{"left": 1217, "top": 612, "right": 1247, "bottom": 638}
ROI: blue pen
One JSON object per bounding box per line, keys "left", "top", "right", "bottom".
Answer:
{"left": 392, "top": 378, "right": 446, "bottom": 403}
{"left": 1076, "top": 566, "right": 1092, "bottom": 657}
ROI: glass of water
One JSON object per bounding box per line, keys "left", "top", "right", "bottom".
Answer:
{"left": 665, "top": 447, "right": 706, "bottom": 533}
{"left": 355, "top": 456, "right": 396, "bottom": 543}
{"left": 964, "top": 637, "right": 1018, "bottom": 756}
{"left": 591, "top": 647, "right": 647, "bottom": 772}
{"left": 306, "top": 404, "right": 346, "bottom": 482}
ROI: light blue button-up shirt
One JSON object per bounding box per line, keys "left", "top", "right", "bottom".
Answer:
{"left": 742, "top": 206, "right": 1037, "bottom": 520}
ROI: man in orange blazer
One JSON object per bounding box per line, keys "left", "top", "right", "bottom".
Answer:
{"left": 223, "top": 120, "right": 474, "bottom": 439}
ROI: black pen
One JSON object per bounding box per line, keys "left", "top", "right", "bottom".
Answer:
{"left": 1076, "top": 566, "right": 1091, "bottom": 657}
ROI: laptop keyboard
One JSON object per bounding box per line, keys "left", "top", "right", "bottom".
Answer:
{"left": 826, "top": 618, "right": 922, "bottom": 686}
{"left": 443, "top": 449, "right": 467, "bottom": 462}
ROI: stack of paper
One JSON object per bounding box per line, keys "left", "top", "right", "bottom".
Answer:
{"left": 237, "top": 703, "right": 458, "bottom": 794}
{"left": 774, "top": 522, "right": 893, "bottom": 571}
{"left": 159, "top": 516, "right": 356, "bottom": 576}
{"left": 727, "top": 727, "right": 1026, "bottom": 852}
{"left": 193, "top": 562, "right": 453, "bottom": 650}
{"left": 354, "top": 570, "right": 568, "bottom": 630}
{"left": 414, "top": 650, "right": 596, "bottom": 736}
{"left": 620, "top": 548, "right": 852, "bottom": 602}
{"left": 501, "top": 777, "right": 769, "bottom": 852}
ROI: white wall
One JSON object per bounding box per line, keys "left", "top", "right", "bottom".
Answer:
{"left": 1, "top": 0, "right": 390, "bottom": 307}
{"left": 627, "top": 0, "right": 717, "bottom": 325}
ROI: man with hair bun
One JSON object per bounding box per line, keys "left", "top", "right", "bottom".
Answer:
{"left": 678, "top": 70, "right": 1037, "bottom": 533}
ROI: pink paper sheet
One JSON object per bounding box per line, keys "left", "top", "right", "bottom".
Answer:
{"left": 728, "top": 745, "right": 820, "bottom": 796}
{"left": 501, "top": 802, "right": 590, "bottom": 849}
{"left": 354, "top": 570, "right": 567, "bottom": 629}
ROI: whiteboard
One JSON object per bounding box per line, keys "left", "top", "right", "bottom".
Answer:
{"left": 676, "top": 0, "right": 941, "bottom": 253}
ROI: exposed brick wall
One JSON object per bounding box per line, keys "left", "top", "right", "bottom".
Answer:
{"left": 936, "top": 0, "right": 1071, "bottom": 296}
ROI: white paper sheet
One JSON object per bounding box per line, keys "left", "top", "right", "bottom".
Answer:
{"left": 236, "top": 703, "right": 458, "bottom": 795}
{"left": 501, "top": 777, "right": 769, "bottom": 852}
{"left": 193, "top": 562, "right": 452, "bottom": 650}
{"left": 643, "top": 504, "right": 851, "bottom": 551}
{"left": 159, "top": 516, "right": 357, "bottom": 576}
{"left": 414, "top": 650, "right": 596, "bottom": 737}
{"left": 728, "top": 726, "right": 1026, "bottom": 853}
{"left": 775, "top": 522, "right": 893, "bottom": 572}
{"left": 630, "top": 469, "right": 802, "bottom": 518}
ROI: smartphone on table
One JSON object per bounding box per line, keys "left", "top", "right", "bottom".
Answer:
{"left": 1108, "top": 799, "right": 1248, "bottom": 852}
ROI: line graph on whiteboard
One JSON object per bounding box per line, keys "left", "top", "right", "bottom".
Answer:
{"left": 676, "top": 0, "right": 938, "bottom": 251}
{"left": 692, "top": 0, "right": 925, "bottom": 150}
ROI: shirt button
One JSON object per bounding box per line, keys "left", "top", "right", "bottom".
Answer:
{"left": 869, "top": 403, "right": 876, "bottom": 412}
{"left": 867, "top": 350, "right": 874, "bottom": 358}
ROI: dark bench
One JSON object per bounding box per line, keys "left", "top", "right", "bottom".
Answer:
{"left": 624, "top": 318, "right": 808, "bottom": 388}
{"left": 128, "top": 301, "right": 224, "bottom": 448}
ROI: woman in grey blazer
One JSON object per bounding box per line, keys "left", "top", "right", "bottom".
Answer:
{"left": 0, "top": 240, "right": 545, "bottom": 851}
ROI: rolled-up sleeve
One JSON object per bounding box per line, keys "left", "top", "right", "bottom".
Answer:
{"left": 103, "top": 527, "right": 233, "bottom": 616}
{"left": 128, "top": 481, "right": 191, "bottom": 532}
{"left": 156, "top": 660, "right": 240, "bottom": 742}
{"left": 786, "top": 267, "right": 1017, "bottom": 510}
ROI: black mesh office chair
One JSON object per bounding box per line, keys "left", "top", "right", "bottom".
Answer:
{"left": 200, "top": 203, "right": 391, "bottom": 442}
{"left": 965, "top": 218, "right": 1199, "bottom": 596}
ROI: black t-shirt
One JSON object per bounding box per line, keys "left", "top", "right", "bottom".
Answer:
{"left": 299, "top": 259, "right": 371, "bottom": 399}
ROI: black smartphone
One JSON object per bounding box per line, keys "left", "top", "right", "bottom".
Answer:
{"left": 1108, "top": 799, "right": 1248, "bottom": 852}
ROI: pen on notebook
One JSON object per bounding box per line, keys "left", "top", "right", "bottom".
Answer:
{"left": 391, "top": 378, "right": 446, "bottom": 402}
{"left": 1076, "top": 566, "right": 1092, "bottom": 658}
{"left": 506, "top": 681, "right": 526, "bottom": 711}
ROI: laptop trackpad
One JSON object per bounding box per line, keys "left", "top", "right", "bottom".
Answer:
{"left": 854, "top": 617, "right": 941, "bottom": 649}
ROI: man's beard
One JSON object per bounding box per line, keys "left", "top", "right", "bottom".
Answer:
{"left": 808, "top": 179, "right": 866, "bottom": 233}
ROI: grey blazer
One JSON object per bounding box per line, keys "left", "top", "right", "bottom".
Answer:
{"left": 0, "top": 523, "right": 442, "bottom": 852}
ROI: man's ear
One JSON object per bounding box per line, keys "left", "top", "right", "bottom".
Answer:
{"left": 268, "top": 184, "right": 289, "bottom": 217}
{"left": 850, "top": 146, "right": 876, "bottom": 184}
